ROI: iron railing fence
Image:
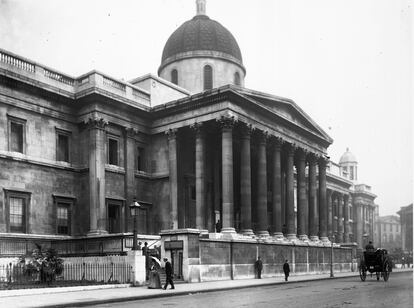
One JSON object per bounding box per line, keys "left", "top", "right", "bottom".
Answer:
{"left": 0, "top": 262, "right": 132, "bottom": 286}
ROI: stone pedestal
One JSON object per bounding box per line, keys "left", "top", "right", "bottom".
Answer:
{"left": 127, "top": 250, "right": 146, "bottom": 286}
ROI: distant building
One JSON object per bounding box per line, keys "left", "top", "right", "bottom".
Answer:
{"left": 397, "top": 204, "right": 413, "bottom": 252}
{"left": 377, "top": 215, "right": 401, "bottom": 251}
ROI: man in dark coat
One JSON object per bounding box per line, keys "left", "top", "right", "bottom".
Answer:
{"left": 283, "top": 260, "right": 290, "bottom": 281}
{"left": 255, "top": 256, "right": 263, "bottom": 279}
{"left": 163, "top": 257, "right": 175, "bottom": 290}
{"left": 365, "top": 241, "right": 375, "bottom": 251}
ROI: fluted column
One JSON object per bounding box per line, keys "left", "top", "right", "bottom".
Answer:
{"left": 296, "top": 149, "right": 308, "bottom": 240}
{"left": 167, "top": 128, "right": 178, "bottom": 229}
{"left": 240, "top": 125, "right": 253, "bottom": 235}
{"left": 319, "top": 158, "right": 328, "bottom": 242}
{"left": 308, "top": 154, "right": 318, "bottom": 241}
{"left": 355, "top": 203, "right": 364, "bottom": 248}
{"left": 192, "top": 123, "right": 206, "bottom": 231}
{"left": 87, "top": 118, "right": 108, "bottom": 235}
{"left": 338, "top": 194, "right": 344, "bottom": 243}
{"left": 333, "top": 194, "right": 339, "bottom": 242}
{"left": 343, "top": 194, "right": 350, "bottom": 242}
{"left": 257, "top": 131, "right": 269, "bottom": 236}
{"left": 272, "top": 138, "right": 283, "bottom": 238}
{"left": 286, "top": 144, "right": 296, "bottom": 239}
{"left": 326, "top": 189, "right": 333, "bottom": 240}
{"left": 218, "top": 115, "right": 236, "bottom": 233}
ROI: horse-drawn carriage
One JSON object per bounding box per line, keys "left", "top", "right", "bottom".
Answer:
{"left": 359, "top": 248, "right": 392, "bottom": 281}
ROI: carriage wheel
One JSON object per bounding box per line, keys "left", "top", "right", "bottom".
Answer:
{"left": 359, "top": 265, "right": 366, "bottom": 281}
{"left": 383, "top": 262, "right": 390, "bottom": 282}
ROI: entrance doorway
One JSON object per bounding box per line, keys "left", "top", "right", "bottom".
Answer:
{"left": 171, "top": 249, "right": 183, "bottom": 280}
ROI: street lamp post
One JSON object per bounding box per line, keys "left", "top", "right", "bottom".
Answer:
{"left": 330, "top": 234, "right": 336, "bottom": 278}
{"left": 129, "top": 197, "right": 141, "bottom": 251}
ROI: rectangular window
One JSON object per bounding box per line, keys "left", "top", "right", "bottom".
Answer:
{"left": 56, "top": 130, "right": 71, "bottom": 162}
{"left": 10, "top": 197, "right": 25, "bottom": 233}
{"left": 108, "top": 137, "right": 119, "bottom": 165}
{"left": 54, "top": 196, "right": 74, "bottom": 235}
{"left": 8, "top": 116, "right": 26, "bottom": 154}
{"left": 57, "top": 203, "right": 70, "bottom": 235}
{"left": 137, "top": 146, "right": 146, "bottom": 171}
{"left": 5, "top": 190, "right": 30, "bottom": 233}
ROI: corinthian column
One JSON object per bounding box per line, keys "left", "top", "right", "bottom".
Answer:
{"left": 87, "top": 118, "right": 108, "bottom": 236}
{"left": 296, "top": 148, "right": 308, "bottom": 241}
{"left": 338, "top": 194, "right": 344, "bottom": 243}
{"left": 217, "top": 115, "right": 236, "bottom": 234}
{"left": 191, "top": 122, "right": 206, "bottom": 231}
{"left": 286, "top": 144, "right": 296, "bottom": 240}
{"left": 308, "top": 154, "right": 318, "bottom": 241}
{"left": 256, "top": 131, "right": 269, "bottom": 237}
{"left": 240, "top": 124, "right": 253, "bottom": 235}
{"left": 272, "top": 138, "right": 283, "bottom": 239}
{"left": 166, "top": 128, "right": 178, "bottom": 229}
{"left": 343, "top": 194, "right": 350, "bottom": 242}
{"left": 319, "top": 158, "right": 328, "bottom": 242}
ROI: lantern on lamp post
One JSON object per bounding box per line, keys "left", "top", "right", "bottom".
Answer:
{"left": 129, "top": 197, "right": 141, "bottom": 251}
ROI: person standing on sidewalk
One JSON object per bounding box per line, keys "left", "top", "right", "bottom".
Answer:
{"left": 255, "top": 256, "right": 263, "bottom": 279}
{"left": 163, "top": 257, "right": 175, "bottom": 290}
{"left": 283, "top": 260, "right": 290, "bottom": 281}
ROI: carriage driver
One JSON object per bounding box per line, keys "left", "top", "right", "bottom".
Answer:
{"left": 365, "top": 241, "right": 375, "bottom": 251}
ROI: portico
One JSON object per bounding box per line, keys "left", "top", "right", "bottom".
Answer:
{"left": 155, "top": 86, "right": 334, "bottom": 242}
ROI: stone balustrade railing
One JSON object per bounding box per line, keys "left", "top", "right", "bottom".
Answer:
{"left": 0, "top": 48, "right": 150, "bottom": 106}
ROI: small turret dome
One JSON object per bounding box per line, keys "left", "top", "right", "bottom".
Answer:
{"left": 340, "top": 148, "right": 357, "bottom": 164}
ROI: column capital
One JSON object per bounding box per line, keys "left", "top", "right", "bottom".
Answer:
{"left": 307, "top": 152, "right": 318, "bottom": 164}
{"left": 190, "top": 122, "right": 205, "bottom": 136}
{"left": 85, "top": 118, "right": 108, "bottom": 130}
{"left": 285, "top": 142, "right": 297, "bottom": 156}
{"left": 125, "top": 127, "right": 139, "bottom": 139}
{"left": 217, "top": 114, "right": 237, "bottom": 130}
{"left": 270, "top": 136, "right": 283, "bottom": 149}
{"left": 327, "top": 189, "right": 333, "bottom": 197}
{"left": 295, "top": 147, "right": 307, "bottom": 163}
{"left": 318, "top": 155, "right": 330, "bottom": 167}
{"left": 256, "top": 130, "right": 269, "bottom": 144}
{"left": 240, "top": 123, "right": 254, "bottom": 138}
{"left": 165, "top": 128, "right": 178, "bottom": 139}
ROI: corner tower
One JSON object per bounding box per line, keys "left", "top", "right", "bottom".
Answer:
{"left": 339, "top": 148, "right": 358, "bottom": 182}
{"left": 158, "top": 0, "right": 246, "bottom": 94}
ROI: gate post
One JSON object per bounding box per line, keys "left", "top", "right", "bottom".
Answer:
{"left": 160, "top": 229, "right": 201, "bottom": 283}
{"left": 127, "top": 250, "right": 146, "bottom": 286}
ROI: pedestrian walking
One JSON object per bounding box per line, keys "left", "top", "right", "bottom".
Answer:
{"left": 283, "top": 259, "right": 290, "bottom": 281}
{"left": 163, "top": 257, "right": 175, "bottom": 290}
{"left": 255, "top": 256, "right": 263, "bottom": 279}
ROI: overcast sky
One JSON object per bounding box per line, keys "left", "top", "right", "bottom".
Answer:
{"left": 0, "top": 0, "right": 412, "bottom": 216}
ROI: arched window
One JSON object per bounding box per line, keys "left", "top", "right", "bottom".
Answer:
{"left": 203, "top": 65, "right": 213, "bottom": 90}
{"left": 171, "top": 69, "right": 178, "bottom": 85}
{"left": 234, "top": 72, "right": 240, "bottom": 86}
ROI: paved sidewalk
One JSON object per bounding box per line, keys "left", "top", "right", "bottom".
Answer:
{"left": 0, "top": 269, "right": 411, "bottom": 308}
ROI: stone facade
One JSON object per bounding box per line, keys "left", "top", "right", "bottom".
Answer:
{"left": 0, "top": 1, "right": 378, "bottom": 265}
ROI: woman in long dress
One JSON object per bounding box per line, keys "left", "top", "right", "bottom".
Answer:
{"left": 148, "top": 259, "right": 162, "bottom": 289}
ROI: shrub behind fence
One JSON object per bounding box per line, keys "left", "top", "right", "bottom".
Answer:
{"left": 0, "top": 262, "right": 132, "bottom": 286}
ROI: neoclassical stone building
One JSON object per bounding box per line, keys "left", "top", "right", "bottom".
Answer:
{"left": 0, "top": 0, "right": 377, "bottom": 257}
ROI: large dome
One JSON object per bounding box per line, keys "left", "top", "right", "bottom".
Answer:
{"left": 160, "top": 14, "right": 243, "bottom": 69}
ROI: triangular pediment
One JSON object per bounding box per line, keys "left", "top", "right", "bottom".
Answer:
{"left": 230, "top": 87, "right": 333, "bottom": 144}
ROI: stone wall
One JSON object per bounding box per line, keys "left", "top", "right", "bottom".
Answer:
{"left": 196, "top": 240, "right": 353, "bottom": 282}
